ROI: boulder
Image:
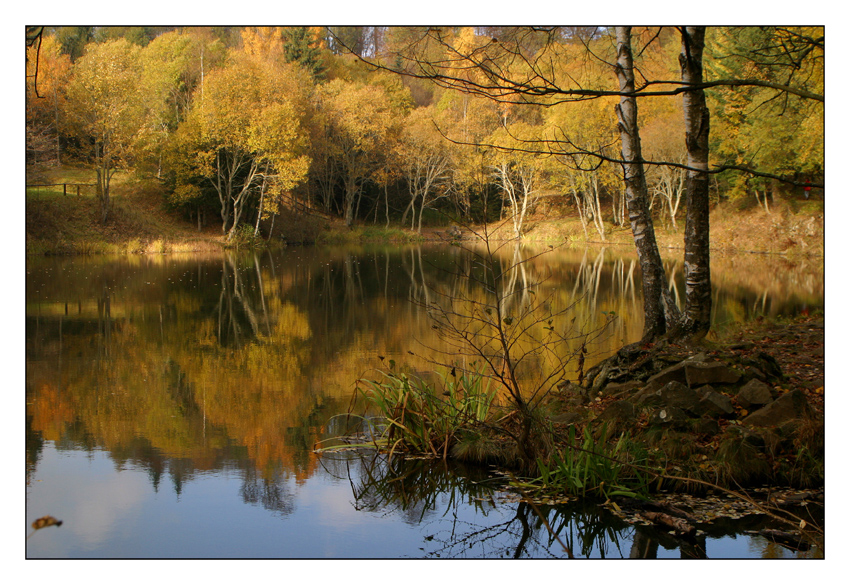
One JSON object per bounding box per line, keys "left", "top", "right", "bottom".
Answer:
{"left": 596, "top": 400, "right": 636, "bottom": 426}
{"left": 633, "top": 386, "right": 663, "bottom": 408}
{"left": 644, "top": 362, "right": 689, "bottom": 391}
{"left": 684, "top": 362, "right": 741, "bottom": 387}
{"left": 659, "top": 381, "right": 703, "bottom": 415}
{"left": 737, "top": 379, "right": 774, "bottom": 409}
{"left": 649, "top": 406, "right": 690, "bottom": 428}
{"left": 741, "top": 365, "right": 767, "bottom": 382}
{"left": 697, "top": 386, "right": 735, "bottom": 417}
{"left": 694, "top": 416, "right": 721, "bottom": 436}
{"left": 602, "top": 380, "right": 642, "bottom": 397}
{"left": 742, "top": 389, "right": 814, "bottom": 427}
{"left": 726, "top": 425, "right": 767, "bottom": 448}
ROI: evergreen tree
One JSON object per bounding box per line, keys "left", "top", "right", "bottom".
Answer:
{"left": 282, "top": 27, "right": 326, "bottom": 81}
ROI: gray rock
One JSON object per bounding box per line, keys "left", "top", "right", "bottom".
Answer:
{"left": 602, "top": 380, "right": 642, "bottom": 397}
{"left": 685, "top": 362, "right": 741, "bottom": 387}
{"left": 633, "top": 386, "right": 663, "bottom": 408}
{"left": 726, "top": 425, "right": 766, "bottom": 448}
{"left": 649, "top": 406, "right": 690, "bottom": 427}
{"left": 694, "top": 416, "right": 721, "bottom": 436}
{"left": 596, "top": 400, "right": 636, "bottom": 425}
{"left": 742, "top": 389, "right": 814, "bottom": 427}
{"left": 660, "top": 381, "right": 703, "bottom": 415}
{"left": 737, "top": 379, "right": 774, "bottom": 409}
{"left": 741, "top": 365, "right": 767, "bottom": 382}
{"left": 697, "top": 387, "right": 735, "bottom": 416}
{"left": 645, "top": 362, "right": 689, "bottom": 390}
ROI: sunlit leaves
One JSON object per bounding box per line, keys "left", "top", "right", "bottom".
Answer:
{"left": 317, "top": 79, "right": 405, "bottom": 224}
{"left": 706, "top": 27, "right": 824, "bottom": 188}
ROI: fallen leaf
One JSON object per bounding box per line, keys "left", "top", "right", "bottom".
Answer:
{"left": 32, "top": 516, "right": 63, "bottom": 531}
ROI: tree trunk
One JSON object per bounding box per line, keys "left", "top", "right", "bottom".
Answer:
{"left": 384, "top": 183, "right": 391, "bottom": 228}
{"left": 590, "top": 173, "right": 606, "bottom": 241}
{"left": 679, "top": 27, "right": 712, "bottom": 339}
{"left": 614, "top": 27, "right": 679, "bottom": 341}
{"left": 343, "top": 178, "right": 357, "bottom": 227}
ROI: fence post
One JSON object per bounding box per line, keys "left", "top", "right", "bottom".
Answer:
{"left": 63, "top": 184, "right": 67, "bottom": 197}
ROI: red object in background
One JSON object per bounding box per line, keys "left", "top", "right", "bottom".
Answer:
{"left": 804, "top": 181, "right": 812, "bottom": 192}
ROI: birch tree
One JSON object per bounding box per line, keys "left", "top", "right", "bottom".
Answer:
{"left": 398, "top": 106, "right": 452, "bottom": 233}
{"left": 176, "top": 56, "right": 310, "bottom": 239}
{"left": 489, "top": 124, "right": 543, "bottom": 240}
{"left": 678, "top": 27, "right": 712, "bottom": 338}
{"left": 613, "top": 26, "right": 680, "bottom": 339}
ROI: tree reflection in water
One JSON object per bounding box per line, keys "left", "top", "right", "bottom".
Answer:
{"left": 319, "top": 450, "right": 742, "bottom": 558}
{"left": 321, "top": 451, "right": 651, "bottom": 558}
{"left": 239, "top": 465, "right": 296, "bottom": 517}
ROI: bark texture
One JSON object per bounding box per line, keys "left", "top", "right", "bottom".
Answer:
{"left": 679, "top": 27, "right": 712, "bottom": 339}
{"left": 614, "top": 27, "right": 680, "bottom": 340}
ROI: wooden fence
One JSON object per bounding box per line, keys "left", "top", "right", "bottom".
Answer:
{"left": 26, "top": 183, "right": 96, "bottom": 197}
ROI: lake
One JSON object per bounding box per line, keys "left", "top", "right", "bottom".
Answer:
{"left": 25, "top": 243, "right": 823, "bottom": 558}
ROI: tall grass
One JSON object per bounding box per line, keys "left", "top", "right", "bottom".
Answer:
{"left": 357, "top": 366, "right": 498, "bottom": 459}
{"left": 519, "top": 423, "right": 653, "bottom": 500}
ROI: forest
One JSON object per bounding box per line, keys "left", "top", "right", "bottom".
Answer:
{"left": 25, "top": 26, "right": 823, "bottom": 242}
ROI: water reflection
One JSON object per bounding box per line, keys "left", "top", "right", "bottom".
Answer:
{"left": 25, "top": 244, "right": 823, "bottom": 557}
{"left": 331, "top": 453, "right": 818, "bottom": 558}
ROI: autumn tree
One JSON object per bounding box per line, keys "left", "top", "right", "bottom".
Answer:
{"left": 26, "top": 33, "right": 71, "bottom": 169}
{"left": 707, "top": 27, "right": 824, "bottom": 206}
{"left": 64, "top": 38, "right": 145, "bottom": 223}
{"left": 137, "top": 30, "right": 220, "bottom": 177}
{"left": 488, "top": 122, "right": 545, "bottom": 239}
{"left": 642, "top": 113, "right": 686, "bottom": 230}
{"left": 317, "top": 79, "right": 407, "bottom": 226}
{"left": 398, "top": 106, "right": 453, "bottom": 233}
{"left": 170, "top": 51, "right": 311, "bottom": 239}
{"left": 544, "top": 94, "right": 622, "bottom": 242}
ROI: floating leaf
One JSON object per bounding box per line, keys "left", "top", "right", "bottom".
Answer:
{"left": 32, "top": 516, "right": 63, "bottom": 531}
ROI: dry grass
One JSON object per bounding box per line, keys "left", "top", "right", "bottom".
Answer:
{"left": 461, "top": 197, "right": 823, "bottom": 257}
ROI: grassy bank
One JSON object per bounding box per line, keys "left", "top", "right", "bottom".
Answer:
{"left": 26, "top": 167, "right": 224, "bottom": 255}
{"left": 26, "top": 165, "right": 824, "bottom": 256}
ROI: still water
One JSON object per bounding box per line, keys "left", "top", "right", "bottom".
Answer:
{"left": 25, "top": 243, "right": 823, "bottom": 558}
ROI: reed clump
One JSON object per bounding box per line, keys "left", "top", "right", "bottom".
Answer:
{"left": 517, "top": 423, "right": 654, "bottom": 500}
{"left": 357, "top": 365, "right": 498, "bottom": 459}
